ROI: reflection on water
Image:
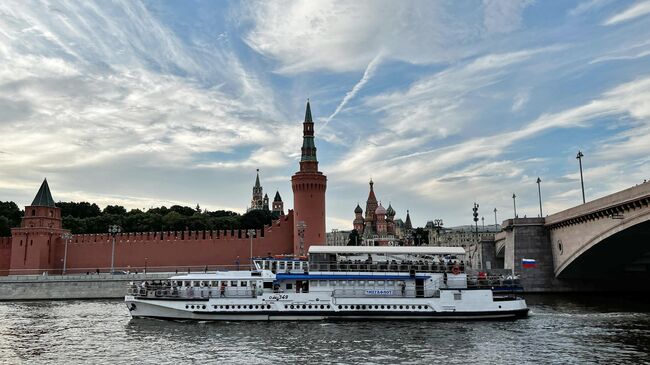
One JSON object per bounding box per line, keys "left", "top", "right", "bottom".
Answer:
{"left": 0, "top": 294, "right": 648, "bottom": 364}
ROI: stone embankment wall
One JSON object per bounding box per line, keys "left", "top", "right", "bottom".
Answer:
{"left": 0, "top": 273, "right": 170, "bottom": 300}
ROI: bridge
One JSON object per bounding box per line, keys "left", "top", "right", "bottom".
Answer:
{"left": 493, "top": 181, "right": 650, "bottom": 291}
{"left": 546, "top": 182, "right": 650, "bottom": 279}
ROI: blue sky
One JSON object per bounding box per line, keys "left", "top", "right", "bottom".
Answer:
{"left": 0, "top": 0, "right": 649, "bottom": 230}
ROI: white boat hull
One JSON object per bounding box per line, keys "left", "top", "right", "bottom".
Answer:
{"left": 125, "top": 290, "right": 528, "bottom": 321}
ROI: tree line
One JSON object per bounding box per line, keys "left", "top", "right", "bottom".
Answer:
{"left": 0, "top": 201, "right": 278, "bottom": 236}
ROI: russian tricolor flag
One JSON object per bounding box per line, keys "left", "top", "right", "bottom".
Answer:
{"left": 522, "top": 258, "right": 537, "bottom": 268}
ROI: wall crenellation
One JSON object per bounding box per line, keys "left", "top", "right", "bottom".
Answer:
{"left": 63, "top": 211, "right": 293, "bottom": 245}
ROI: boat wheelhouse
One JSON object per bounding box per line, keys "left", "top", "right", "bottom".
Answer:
{"left": 125, "top": 246, "right": 528, "bottom": 321}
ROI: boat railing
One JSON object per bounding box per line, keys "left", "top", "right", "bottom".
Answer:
{"left": 465, "top": 275, "right": 521, "bottom": 289}
{"left": 309, "top": 262, "right": 465, "bottom": 274}
{"left": 127, "top": 284, "right": 263, "bottom": 299}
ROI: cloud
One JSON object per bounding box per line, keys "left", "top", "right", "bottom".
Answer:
{"left": 603, "top": 1, "right": 650, "bottom": 25}
{"left": 511, "top": 90, "right": 530, "bottom": 112}
{"left": 321, "top": 52, "right": 383, "bottom": 128}
{"left": 325, "top": 72, "right": 650, "bottom": 225}
{"left": 569, "top": 0, "right": 614, "bottom": 16}
{"left": 482, "top": 0, "right": 533, "bottom": 34}
{"left": 0, "top": 0, "right": 302, "bottom": 213}
{"left": 242, "top": 0, "right": 532, "bottom": 73}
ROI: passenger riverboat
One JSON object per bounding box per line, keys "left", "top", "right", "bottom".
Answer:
{"left": 125, "top": 246, "right": 528, "bottom": 321}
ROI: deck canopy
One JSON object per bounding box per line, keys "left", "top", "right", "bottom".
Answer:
{"left": 308, "top": 246, "right": 465, "bottom": 255}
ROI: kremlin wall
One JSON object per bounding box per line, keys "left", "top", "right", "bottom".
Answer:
{"left": 0, "top": 102, "right": 326, "bottom": 275}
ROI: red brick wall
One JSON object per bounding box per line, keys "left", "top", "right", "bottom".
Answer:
{"left": 0, "top": 237, "right": 11, "bottom": 276}
{"left": 6, "top": 211, "right": 294, "bottom": 274}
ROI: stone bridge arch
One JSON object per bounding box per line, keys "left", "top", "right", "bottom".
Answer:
{"left": 547, "top": 184, "right": 650, "bottom": 279}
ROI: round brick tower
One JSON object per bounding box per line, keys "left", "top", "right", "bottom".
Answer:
{"left": 292, "top": 101, "right": 327, "bottom": 256}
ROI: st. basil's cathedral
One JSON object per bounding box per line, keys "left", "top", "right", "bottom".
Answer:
{"left": 353, "top": 180, "right": 413, "bottom": 246}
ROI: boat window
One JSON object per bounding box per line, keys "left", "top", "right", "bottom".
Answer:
{"left": 184, "top": 281, "right": 190, "bottom": 287}
{"left": 454, "top": 293, "right": 462, "bottom": 300}
{"left": 377, "top": 280, "right": 385, "bottom": 285}
{"left": 279, "top": 262, "right": 285, "bottom": 270}
{"left": 240, "top": 281, "right": 248, "bottom": 287}
{"left": 286, "top": 283, "right": 293, "bottom": 290}
{"left": 231, "top": 281, "right": 238, "bottom": 287}
{"left": 211, "top": 281, "right": 218, "bottom": 287}
{"left": 358, "top": 280, "right": 365, "bottom": 285}
{"left": 338, "top": 280, "right": 346, "bottom": 286}
{"left": 263, "top": 281, "right": 273, "bottom": 289}
{"left": 368, "top": 280, "right": 375, "bottom": 285}
{"left": 319, "top": 280, "right": 327, "bottom": 286}
{"left": 387, "top": 280, "right": 394, "bottom": 286}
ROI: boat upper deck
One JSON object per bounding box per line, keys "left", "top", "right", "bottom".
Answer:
{"left": 253, "top": 246, "right": 467, "bottom": 274}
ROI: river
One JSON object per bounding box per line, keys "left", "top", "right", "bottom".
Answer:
{"left": 0, "top": 294, "right": 648, "bottom": 364}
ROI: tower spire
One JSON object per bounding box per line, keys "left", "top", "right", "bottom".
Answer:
{"left": 31, "top": 178, "right": 56, "bottom": 207}
{"left": 299, "top": 100, "right": 319, "bottom": 172}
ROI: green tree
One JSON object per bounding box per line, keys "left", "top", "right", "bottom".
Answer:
{"left": 347, "top": 230, "right": 361, "bottom": 246}
{"left": 56, "top": 202, "right": 101, "bottom": 218}
{"left": 412, "top": 227, "right": 429, "bottom": 246}
{"left": 162, "top": 211, "right": 186, "bottom": 231}
{"left": 0, "top": 201, "right": 22, "bottom": 229}
{"left": 0, "top": 216, "right": 10, "bottom": 236}
{"left": 169, "top": 205, "right": 197, "bottom": 217}
{"left": 103, "top": 205, "right": 127, "bottom": 215}
{"left": 240, "top": 209, "right": 273, "bottom": 229}
{"left": 62, "top": 216, "right": 87, "bottom": 234}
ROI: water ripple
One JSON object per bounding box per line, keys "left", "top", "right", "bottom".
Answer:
{"left": 0, "top": 294, "right": 648, "bottom": 364}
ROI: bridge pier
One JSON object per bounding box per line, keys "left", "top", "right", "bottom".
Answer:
{"left": 492, "top": 182, "right": 650, "bottom": 292}
{"left": 498, "top": 218, "right": 555, "bottom": 292}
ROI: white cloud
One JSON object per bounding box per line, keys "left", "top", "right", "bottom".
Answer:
{"left": 243, "top": 0, "right": 532, "bottom": 73}
{"left": 483, "top": 0, "right": 533, "bottom": 34}
{"left": 569, "top": 0, "right": 614, "bottom": 16}
{"left": 603, "top": 1, "right": 650, "bottom": 25}
{"left": 324, "top": 72, "right": 650, "bottom": 228}
{"left": 511, "top": 90, "right": 530, "bottom": 112}
{"left": 0, "top": 0, "right": 299, "bottom": 212}
{"left": 322, "top": 52, "right": 383, "bottom": 128}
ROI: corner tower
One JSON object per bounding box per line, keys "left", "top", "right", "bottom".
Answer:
{"left": 292, "top": 101, "right": 327, "bottom": 256}
{"left": 10, "top": 179, "right": 69, "bottom": 274}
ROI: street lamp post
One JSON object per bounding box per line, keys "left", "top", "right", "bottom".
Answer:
{"left": 577, "top": 151, "right": 586, "bottom": 204}
{"left": 297, "top": 221, "right": 307, "bottom": 257}
{"left": 247, "top": 229, "right": 256, "bottom": 269}
{"left": 471, "top": 203, "right": 479, "bottom": 268}
{"left": 108, "top": 225, "right": 121, "bottom": 274}
{"left": 493, "top": 208, "right": 498, "bottom": 230}
{"left": 144, "top": 257, "right": 148, "bottom": 274}
{"left": 512, "top": 194, "right": 517, "bottom": 218}
{"left": 536, "top": 177, "right": 543, "bottom": 217}
{"left": 62, "top": 232, "right": 72, "bottom": 275}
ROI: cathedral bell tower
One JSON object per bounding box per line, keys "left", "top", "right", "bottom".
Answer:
{"left": 291, "top": 101, "right": 327, "bottom": 256}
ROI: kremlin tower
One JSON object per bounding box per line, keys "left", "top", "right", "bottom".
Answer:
{"left": 292, "top": 101, "right": 327, "bottom": 256}
{"left": 9, "top": 179, "right": 69, "bottom": 274}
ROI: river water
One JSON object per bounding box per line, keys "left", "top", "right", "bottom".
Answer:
{"left": 0, "top": 294, "right": 648, "bottom": 364}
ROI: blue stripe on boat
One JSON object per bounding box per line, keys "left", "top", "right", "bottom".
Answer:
{"left": 275, "top": 274, "right": 431, "bottom": 280}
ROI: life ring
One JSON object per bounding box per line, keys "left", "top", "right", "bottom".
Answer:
{"left": 451, "top": 266, "right": 461, "bottom": 275}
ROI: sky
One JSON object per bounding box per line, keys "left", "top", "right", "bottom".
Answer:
{"left": 0, "top": 0, "right": 649, "bottom": 230}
